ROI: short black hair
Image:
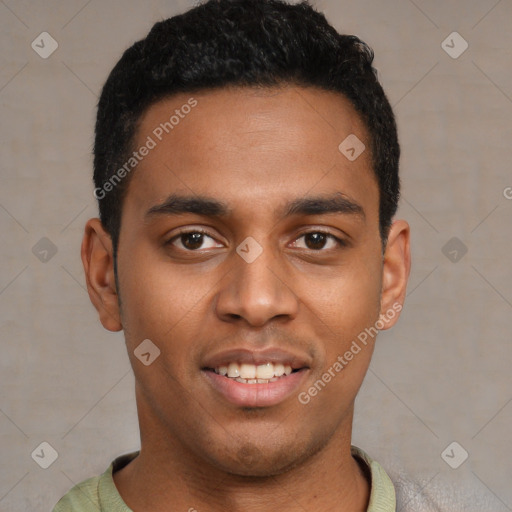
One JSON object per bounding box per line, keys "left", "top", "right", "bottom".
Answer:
{"left": 93, "top": 0, "right": 400, "bottom": 258}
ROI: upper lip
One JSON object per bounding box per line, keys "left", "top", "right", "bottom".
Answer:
{"left": 202, "top": 347, "right": 311, "bottom": 371}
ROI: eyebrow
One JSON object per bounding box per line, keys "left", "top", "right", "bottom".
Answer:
{"left": 145, "top": 192, "right": 365, "bottom": 221}
{"left": 283, "top": 193, "right": 365, "bottom": 219}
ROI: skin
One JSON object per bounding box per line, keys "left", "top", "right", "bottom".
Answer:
{"left": 82, "top": 85, "right": 410, "bottom": 512}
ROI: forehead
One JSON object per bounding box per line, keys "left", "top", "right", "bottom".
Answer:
{"left": 125, "top": 85, "right": 378, "bottom": 221}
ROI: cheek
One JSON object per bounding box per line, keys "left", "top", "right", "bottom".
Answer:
{"left": 297, "top": 254, "right": 382, "bottom": 385}
{"left": 116, "top": 241, "right": 209, "bottom": 349}
{"left": 301, "top": 255, "right": 382, "bottom": 332}
{"left": 116, "top": 244, "right": 206, "bottom": 409}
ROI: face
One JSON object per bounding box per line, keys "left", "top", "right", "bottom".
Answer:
{"left": 82, "top": 85, "right": 410, "bottom": 477}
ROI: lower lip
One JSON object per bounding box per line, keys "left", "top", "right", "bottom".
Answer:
{"left": 202, "top": 369, "right": 309, "bottom": 408}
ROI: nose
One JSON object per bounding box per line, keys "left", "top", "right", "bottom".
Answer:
{"left": 214, "top": 239, "right": 299, "bottom": 327}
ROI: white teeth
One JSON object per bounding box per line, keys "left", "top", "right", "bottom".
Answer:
{"left": 214, "top": 362, "right": 299, "bottom": 381}
{"left": 273, "top": 363, "right": 285, "bottom": 377}
{"left": 235, "top": 377, "right": 272, "bottom": 384}
{"left": 256, "top": 363, "right": 274, "bottom": 379}
{"left": 239, "top": 363, "right": 256, "bottom": 379}
{"left": 227, "top": 363, "right": 240, "bottom": 378}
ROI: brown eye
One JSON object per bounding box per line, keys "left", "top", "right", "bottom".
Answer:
{"left": 304, "top": 232, "right": 328, "bottom": 250}
{"left": 291, "top": 231, "right": 343, "bottom": 251}
{"left": 181, "top": 232, "right": 205, "bottom": 250}
{"left": 167, "top": 230, "right": 222, "bottom": 251}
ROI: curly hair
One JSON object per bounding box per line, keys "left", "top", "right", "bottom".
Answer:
{"left": 94, "top": 0, "right": 400, "bottom": 257}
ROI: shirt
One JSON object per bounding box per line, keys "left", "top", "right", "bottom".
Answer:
{"left": 53, "top": 445, "right": 396, "bottom": 511}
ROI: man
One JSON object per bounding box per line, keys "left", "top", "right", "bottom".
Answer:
{"left": 54, "top": 0, "right": 410, "bottom": 510}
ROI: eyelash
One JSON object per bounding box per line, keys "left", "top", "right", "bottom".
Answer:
{"left": 166, "top": 228, "right": 346, "bottom": 252}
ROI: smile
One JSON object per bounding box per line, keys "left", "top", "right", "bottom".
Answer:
{"left": 201, "top": 347, "right": 311, "bottom": 407}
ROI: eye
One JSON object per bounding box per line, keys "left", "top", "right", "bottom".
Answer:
{"left": 166, "top": 230, "right": 223, "bottom": 251}
{"left": 290, "top": 231, "right": 345, "bottom": 251}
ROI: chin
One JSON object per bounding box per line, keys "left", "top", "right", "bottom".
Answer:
{"left": 205, "top": 435, "right": 324, "bottom": 478}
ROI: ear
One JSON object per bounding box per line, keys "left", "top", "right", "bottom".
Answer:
{"left": 379, "top": 219, "right": 411, "bottom": 330}
{"left": 81, "top": 218, "right": 123, "bottom": 332}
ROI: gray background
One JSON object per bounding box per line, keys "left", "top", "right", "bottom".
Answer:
{"left": 0, "top": 0, "right": 511, "bottom": 510}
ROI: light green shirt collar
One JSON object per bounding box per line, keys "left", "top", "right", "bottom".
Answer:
{"left": 351, "top": 446, "right": 396, "bottom": 511}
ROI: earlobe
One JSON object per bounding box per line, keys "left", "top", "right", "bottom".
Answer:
{"left": 379, "top": 219, "right": 411, "bottom": 330}
{"left": 81, "top": 218, "right": 123, "bottom": 332}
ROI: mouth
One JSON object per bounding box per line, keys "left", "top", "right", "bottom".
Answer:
{"left": 201, "top": 354, "right": 310, "bottom": 408}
